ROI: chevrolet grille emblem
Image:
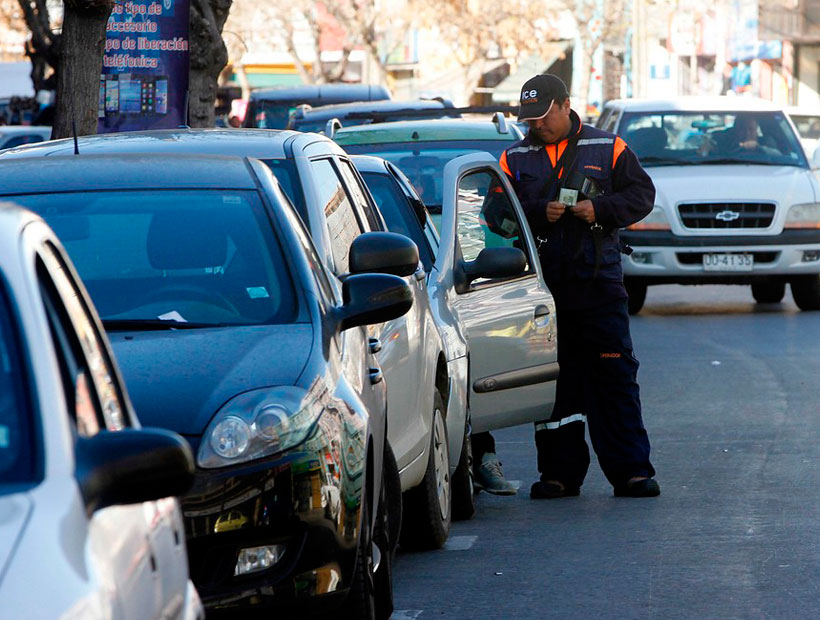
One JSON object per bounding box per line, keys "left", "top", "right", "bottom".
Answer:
{"left": 715, "top": 210, "right": 740, "bottom": 222}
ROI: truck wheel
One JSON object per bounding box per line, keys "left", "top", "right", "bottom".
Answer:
{"left": 751, "top": 281, "right": 785, "bottom": 304}
{"left": 791, "top": 276, "right": 820, "bottom": 310}
{"left": 625, "top": 280, "right": 647, "bottom": 315}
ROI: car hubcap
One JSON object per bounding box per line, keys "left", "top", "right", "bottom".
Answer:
{"left": 433, "top": 408, "right": 450, "bottom": 519}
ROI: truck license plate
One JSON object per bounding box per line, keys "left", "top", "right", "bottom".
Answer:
{"left": 702, "top": 253, "right": 754, "bottom": 272}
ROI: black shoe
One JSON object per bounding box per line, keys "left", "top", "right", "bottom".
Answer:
{"left": 530, "top": 480, "right": 580, "bottom": 499}
{"left": 613, "top": 478, "right": 661, "bottom": 497}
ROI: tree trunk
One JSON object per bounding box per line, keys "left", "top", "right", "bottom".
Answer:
{"left": 52, "top": 5, "right": 111, "bottom": 139}
{"left": 189, "top": 0, "right": 232, "bottom": 127}
{"left": 573, "top": 48, "right": 594, "bottom": 121}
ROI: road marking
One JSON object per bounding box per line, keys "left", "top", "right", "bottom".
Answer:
{"left": 393, "top": 611, "right": 423, "bottom": 619}
{"left": 444, "top": 535, "right": 477, "bottom": 551}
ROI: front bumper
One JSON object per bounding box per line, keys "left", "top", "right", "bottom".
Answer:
{"left": 180, "top": 419, "right": 365, "bottom": 614}
{"left": 621, "top": 230, "right": 820, "bottom": 283}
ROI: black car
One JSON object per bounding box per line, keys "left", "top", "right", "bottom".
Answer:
{"left": 289, "top": 98, "right": 460, "bottom": 133}
{"left": 0, "top": 153, "right": 413, "bottom": 618}
{"left": 243, "top": 84, "right": 392, "bottom": 129}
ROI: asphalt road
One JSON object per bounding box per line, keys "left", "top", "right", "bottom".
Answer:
{"left": 391, "top": 284, "right": 820, "bottom": 620}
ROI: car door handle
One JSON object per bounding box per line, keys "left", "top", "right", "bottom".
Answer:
{"left": 534, "top": 304, "right": 550, "bottom": 318}
{"left": 369, "top": 337, "right": 382, "bottom": 354}
{"left": 534, "top": 304, "right": 550, "bottom": 327}
{"left": 369, "top": 367, "right": 384, "bottom": 384}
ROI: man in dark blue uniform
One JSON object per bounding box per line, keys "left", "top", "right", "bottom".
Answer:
{"left": 500, "top": 74, "right": 660, "bottom": 498}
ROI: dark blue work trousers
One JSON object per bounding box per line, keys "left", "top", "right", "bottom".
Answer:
{"left": 534, "top": 299, "right": 655, "bottom": 489}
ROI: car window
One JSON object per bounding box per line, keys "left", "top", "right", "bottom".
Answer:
{"left": 1, "top": 134, "right": 46, "bottom": 149}
{"left": 15, "top": 190, "right": 297, "bottom": 327}
{"left": 264, "top": 158, "right": 308, "bottom": 220}
{"left": 38, "top": 243, "right": 126, "bottom": 434}
{"left": 360, "top": 170, "right": 434, "bottom": 271}
{"left": 0, "top": 281, "right": 37, "bottom": 489}
{"left": 337, "top": 159, "right": 380, "bottom": 231}
{"left": 603, "top": 109, "right": 619, "bottom": 133}
{"left": 790, "top": 114, "right": 820, "bottom": 140}
{"left": 309, "top": 158, "right": 364, "bottom": 274}
{"left": 456, "top": 169, "right": 533, "bottom": 282}
{"left": 619, "top": 111, "right": 807, "bottom": 167}
{"left": 340, "top": 141, "right": 514, "bottom": 211}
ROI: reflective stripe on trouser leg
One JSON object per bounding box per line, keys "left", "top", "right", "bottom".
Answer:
{"left": 534, "top": 413, "right": 587, "bottom": 432}
{"left": 534, "top": 413, "right": 590, "bottom": 490}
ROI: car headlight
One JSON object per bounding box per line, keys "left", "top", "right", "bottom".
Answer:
{"left": 627, "top": 206, "right": 670, "bottom": 230}
{"left": 785, "top": 203, "right": 820, "bottom": 228}
{"left": 197, "top": 386, "right": 323, "bottom": 468}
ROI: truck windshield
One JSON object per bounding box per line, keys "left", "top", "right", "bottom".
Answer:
{"left": 619, "top": 111, "right": 808, "bottom": 168}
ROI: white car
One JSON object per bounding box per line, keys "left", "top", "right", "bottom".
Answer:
{"left": 0, "top": 204, "right": 202, "bottom": 620}
{"left": 598, "top": 96, "right": 820, "bottom": 313}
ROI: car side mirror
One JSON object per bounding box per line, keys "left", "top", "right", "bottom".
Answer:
{"left": 337, "top": 273, "right": 413, "bottom": 330}
{"left": 76, "top": 428, "right": 195, "bottom": 516}
{"left": 349, "top": 231, "right": 420, "bottom": 278}
{"left": 456, "top": 247, "right": 526, "bottom": 293}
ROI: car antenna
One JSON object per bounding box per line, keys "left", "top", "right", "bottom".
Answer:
{"left": 72, "top": 118, "right": 79, "bottom": 155}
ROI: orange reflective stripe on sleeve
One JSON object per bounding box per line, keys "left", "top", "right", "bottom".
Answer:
{"left": 499, "top": 150, "right": 512, "bottom": 177}
{"left": 613, "top": 136, "right": 627, "bottom": 168}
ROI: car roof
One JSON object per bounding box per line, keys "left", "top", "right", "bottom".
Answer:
{"left": 297, "top": 98, "right": 452, "bottom": 119}
{"left": 784, "top": 106, "right": 820, "bottom": 117}
{"left": 604, "top": 96, "right": 785, "bottom": 113}
{"left": 0, "top": 128, "right": 340, "bottom": 160}
{"left": 348, "top": 154, "right": 391, "bottom": 173}
{"left": 250, "top": 84, "right": 390, "bottom": 101}
{"left": 0, "top": 153, "right": 259, "bottom": 194}
{"left": 334, "top": 118, "right": 518, "bottom": 145}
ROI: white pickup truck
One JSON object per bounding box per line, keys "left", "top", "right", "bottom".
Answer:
{"left": 597, "top": 96, "right": 820, "bottom": 313}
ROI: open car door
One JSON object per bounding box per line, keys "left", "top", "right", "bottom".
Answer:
{"left": 433, "top": 152, "right": 558, "bottom": 432}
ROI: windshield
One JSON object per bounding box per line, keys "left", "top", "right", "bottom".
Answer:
{"left": 619, "top": 111, "right": 808, "bottom": 168}
{"left": 341, "top": 140, "right": 512, "bottom": 210}
{"left": 13, "top": 190, "right": 297, "bottom": 328}
{"left": 246, "top": 100, "right": 301, "bottom": 129}
{"left": 0, "top": 283, "right": 36, "bottom": 491}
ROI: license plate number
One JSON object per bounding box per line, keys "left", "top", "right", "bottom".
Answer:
{"left": 702, "top": 253, "right": 754, "bottom": 272}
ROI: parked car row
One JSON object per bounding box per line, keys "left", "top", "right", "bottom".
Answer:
{"left": 0, "top": 109, "right": 559, "bottom": 618}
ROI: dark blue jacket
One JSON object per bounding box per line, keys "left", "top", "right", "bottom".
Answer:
{"left": 500, "top": 110, "right": 655, "bottom": 308}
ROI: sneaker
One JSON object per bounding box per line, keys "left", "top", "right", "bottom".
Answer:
{"left": 530, "top": 480, "right": 580, "bottom": 499}
{"left": 474, "top": 453, "right": 517, "bottom": 496}
{"left": 613, "top": 477, "right": 661, "bottom": 497}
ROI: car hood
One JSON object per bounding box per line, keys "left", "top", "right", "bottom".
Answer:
{"left": 109, "top": 325, "right": 314, "bottom": 435}
{"left": 0, "top": 494, "right": 32, "bottom": 585}
{"left": 649, "top": 164, "right": 817, "bottom": 207}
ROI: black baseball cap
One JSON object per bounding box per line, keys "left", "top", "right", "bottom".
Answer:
{"left": 518, "top": 74, "right": 569, "bottom": 122}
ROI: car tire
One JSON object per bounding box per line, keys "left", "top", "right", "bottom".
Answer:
{"left": 342, "top": 484, "right": 376, "bottom": 620}
{"left": 374, "top": 452, "right": 394, "bottom": 620}
{"left": 382, "top": 440, "right": 402, "bottom": 558}
{"left": 399, "top": 389, "right": 451, "bottom": 550}
{"left": 752, "top": 281, "right": 786, "bottom": 304}
{"left": 792, "top": 276, "right": 820, "bottom": 310}
{"left": 450, "top": 426, "right": 476, "bottom": 521}
{"left": 625, "top": 279, "right": 647, "bottom": 315}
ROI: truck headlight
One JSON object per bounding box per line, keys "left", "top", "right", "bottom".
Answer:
{"left": 198, "top": 386, "right": 323, "bottom": 468}
{"left": 627, "top": 206, "right": 670, "bottom": 231}
{"left": 785, "top": 203, "right": 820, "bottom": 229}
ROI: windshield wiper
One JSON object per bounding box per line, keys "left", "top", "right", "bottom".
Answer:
{"left": 700, "top": 157, "right": 781, "bottom": 165}
{"left": 638, "top": 156, "right": 698, "bottom": 166}
{"left": 102, "top": 318, "right": 226, "bottom": 331}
